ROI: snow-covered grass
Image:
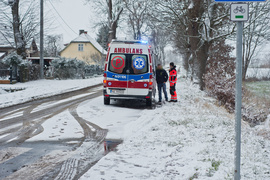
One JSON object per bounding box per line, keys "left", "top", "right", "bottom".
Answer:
{"left": 244, "top": 81, "right": 270, "bottom": 99}
{"left": 80, "top": 78, "right": 270, "bottom": 180}
{"left": 0, "top": 77, "right": 102, "bottom": 108}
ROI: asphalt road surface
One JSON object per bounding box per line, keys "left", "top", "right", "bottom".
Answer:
{"left": 0, "top": 84, "right": 107, "bottom": 180}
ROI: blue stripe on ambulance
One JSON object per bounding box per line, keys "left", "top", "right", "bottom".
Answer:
{"left": 106, "top": 71, "right": 152, "bottom": 82}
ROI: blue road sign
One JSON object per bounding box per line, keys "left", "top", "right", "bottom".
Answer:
{"left": 215, "top": 0, "right": 266, "bottom": 1}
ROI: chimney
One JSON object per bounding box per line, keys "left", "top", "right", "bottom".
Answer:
{"left": 79, "top": 30, "right": 84, "bottom": 35}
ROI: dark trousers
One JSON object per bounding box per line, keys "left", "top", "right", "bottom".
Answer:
{"left": 158, "top": 83, "right": 168, "bottom": 102}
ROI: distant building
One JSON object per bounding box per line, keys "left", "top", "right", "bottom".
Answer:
{"left": 26, "top": 39, "right": 40, "bottom": 58}
{"left": 60, "top": 30, "right": 107, "bottom": 65}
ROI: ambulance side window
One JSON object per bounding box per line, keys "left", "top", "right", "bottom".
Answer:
{"left": 131, "top": 55, "right": 148, "bottom": 74}
{"left": 108, "top": 54, "right": 126, "bottom": 74}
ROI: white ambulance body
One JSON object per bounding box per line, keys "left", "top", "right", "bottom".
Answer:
{"left": 103, "top": 40, "right": 156, "bottom": 106}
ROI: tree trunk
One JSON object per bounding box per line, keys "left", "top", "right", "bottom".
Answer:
{"left": 11, "top": 0, "right": 26, "bottom": 59}
{"left": 187, "top": 0, "right": 203, "bottom": 86}
{"left": 197, "top": 42, "right": 210, "bottom": 90}
{"left": 108, "top": 21, "right": 117, "bottom": 43}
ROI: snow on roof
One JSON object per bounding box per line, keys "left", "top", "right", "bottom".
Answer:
{"left": 0, "top": 52, "right": 5, "bottom": 57}
{"left": 71, "top": 33, "right": 107, "bottom": 54}
{"left": 0, "top": 44, "right": 13, "bottom": 48}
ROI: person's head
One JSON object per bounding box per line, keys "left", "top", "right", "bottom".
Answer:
{"left": 170, "top": 62, "right": 175, "bottom": 69}
{"left": 157, "top": 64, "right": 162, "bottom": 69}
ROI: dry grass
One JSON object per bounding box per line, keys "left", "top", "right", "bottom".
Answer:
{"left": 242, "top": 81, "right": 270, "bottom": 126}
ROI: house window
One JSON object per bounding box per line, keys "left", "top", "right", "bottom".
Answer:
{"left": 78, "top": 44, "right": 84, "bottom": 51}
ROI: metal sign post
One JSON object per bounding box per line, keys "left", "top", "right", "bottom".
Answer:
{"left": 215, "top": 0, "right": 258, "bottom": 179}
{"left": 235, "top": 20, "right": 243, "bottom": 180}
{"left": 231, "top": 3, "right": 248, "bottom": 179}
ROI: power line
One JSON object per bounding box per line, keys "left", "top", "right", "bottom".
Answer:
{"left": 47, "top": 0, "right": 77, "bottom": 35}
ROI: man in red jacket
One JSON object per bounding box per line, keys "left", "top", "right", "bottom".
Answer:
{"left": 169, "top": 62, "right": 177, "bottom": 102}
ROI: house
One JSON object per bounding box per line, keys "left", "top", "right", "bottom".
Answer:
{"left": 60, "top": 30, "right": 107, "bottom": 65}
{"left": 26, "top": 39, "right": 39, "bottom": 58}
{"left": 25, "top": 39, "right": 56, "bottom": 67}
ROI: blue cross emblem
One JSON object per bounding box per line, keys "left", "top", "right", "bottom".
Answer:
{"left": 133, "top": 57, "right": 145, "bottom": 70}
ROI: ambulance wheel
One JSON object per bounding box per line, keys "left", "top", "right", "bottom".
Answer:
{"left": 146, "top": 98, "right": 152, "bottom": 106}
{"left": 104, "top": 97, "right": 110, "bottom": 105}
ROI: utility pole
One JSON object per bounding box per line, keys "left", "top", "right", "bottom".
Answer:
{"left": 40, "top": 0, "right": 44, "bottom": 79}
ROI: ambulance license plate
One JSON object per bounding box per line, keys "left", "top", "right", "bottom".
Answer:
{"left": 110, "top": 89, "right": 125, "bottom": 94}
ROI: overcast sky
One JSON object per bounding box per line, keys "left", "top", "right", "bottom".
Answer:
{"left": 46, "top": 0, "right": 97, "bottom": 44}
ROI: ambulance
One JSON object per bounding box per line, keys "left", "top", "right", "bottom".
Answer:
{"left": 103, "top": 40, "right": 156, "bottom": 106}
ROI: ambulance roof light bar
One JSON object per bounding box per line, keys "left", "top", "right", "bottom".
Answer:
{"left": 111, "top": 39, "right": 148, "bottom": 44}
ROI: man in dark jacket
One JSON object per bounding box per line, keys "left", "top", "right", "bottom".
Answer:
{"left": 155, "top": 64, "right": 168, "bottom": 103}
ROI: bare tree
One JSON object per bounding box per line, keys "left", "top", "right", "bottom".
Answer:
{"left": 0, "top": 0, "right": 39, "bottom": 59}
{"left": 123, "top": 0, "right": 151, "bottom": 40}
{"left": 87, "top": 0, "right": 123, "bottom": 43}
{"left": 152, "top": 0, "right": 234, "bottom": 90}
{"left": 44, "top": 34, "right": 62, "bottom": 57}
{"left": 242, "top": 2, "right": 270, "bottom": 80}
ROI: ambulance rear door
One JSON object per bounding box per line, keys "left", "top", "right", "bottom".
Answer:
{"left": 126, "top": 44, "right": 150, "bottom": 96}
{"left": 106, "top": 52, "right": 129, "bottom": 96}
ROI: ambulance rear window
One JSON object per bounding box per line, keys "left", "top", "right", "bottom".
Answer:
{"left": 131, "top": 55, "right": 148, "bottom": 74}
{"left": 108, "top": 54, "right": 148, "bottom": 75}
{"left": 108, "top": 54, "right": 126, "bottom": 74}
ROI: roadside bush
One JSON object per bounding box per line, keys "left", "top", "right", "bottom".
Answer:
{"left": 0, "top": 62, "right": 9, "bottom": 80}
{"left": 50, "top": 57, "right": 103, "bottom": 79}
{"left": 50, "top": 57, "right": 86, "bottom": 79}
{"left": 2, "top": 52, "right": 31, "bottom": 82}
{"left": 203, "top": 39, "right": 236, "bottom": 113}
{"left": 28, "top": 63, "right": 40, "bottom": 80}
{"left": 2, "top": 52, "right": 24, "bottom": 66}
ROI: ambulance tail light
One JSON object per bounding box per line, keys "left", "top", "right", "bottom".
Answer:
{"left": 103, "top": 79, "right": 107, "bottom": 88}
{"left": 149, "top": 74, "right": 153, "bottom": 89}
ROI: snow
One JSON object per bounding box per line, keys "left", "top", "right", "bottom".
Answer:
{"left": 188, "top": 1, "right": 194, "bottom": 9}
{"left": 1, "top": 67, "right": 269, "bottom": 179}
{"left": 71, "top": 33, "right": 107, "bottom": 55}
{"left": 80, "top": 77, "right": 270, "bottom": 179}
{"left": 0, "top": 52, "right": 5, "bottom": 57}
{"left": 27, "top": 110, "right": 84, "bottom": 142}
{"left": 77, "top": 97, "right": 143, "bottom": 140}
{"left": 0, "top": 77, "right": 103, "bottom": 108}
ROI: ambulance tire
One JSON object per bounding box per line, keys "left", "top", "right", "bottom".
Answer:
{"left": 146, "top": 98, "right": 152, "bottom": 107}
{"left": 104, "top": 97, "right": 110, "bottom": 105}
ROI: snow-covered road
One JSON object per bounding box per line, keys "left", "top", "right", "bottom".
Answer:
{"left": 0, "top": 77, "right": 103, "bottom": 108}
{"left": 0, "top": 77, "right": 156, "bottom": 179}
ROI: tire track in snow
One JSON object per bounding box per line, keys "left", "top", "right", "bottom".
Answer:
{"left": 55, "top": 158, "right": 78, "bottom": 180}
{"left": 53, "top": 100, "right": 107, "bottom": 180}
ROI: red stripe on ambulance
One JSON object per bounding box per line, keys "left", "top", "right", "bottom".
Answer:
{"left": 128, "top": 82, "right": 149, "bottom": 89}
{"left": 107, "top": 81, "right": 127, "bottom": 88}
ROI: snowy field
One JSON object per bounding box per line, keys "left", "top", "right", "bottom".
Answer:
{"left": 246, "top": 68, "right": 270, "bottom": 79}
{"left": 0, "top": 77, "right": 102, "bottom": 108}
{"left": 80, "top": 79, "right": 270, "bottom": 180}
